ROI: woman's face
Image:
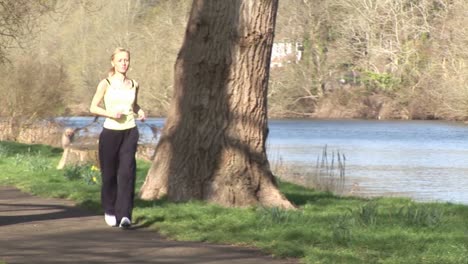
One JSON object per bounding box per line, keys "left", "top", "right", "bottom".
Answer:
{"left": 112, "top": 51, "right": 130, "bottom": 74}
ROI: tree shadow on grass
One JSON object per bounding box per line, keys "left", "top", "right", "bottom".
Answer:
{"left": 283, "top": 191, "right": 342, "bottom": 206}
{"left": 0, "top": 141, "right": 62, "bottom": 157}
{"left": 278, "top": 180, "right": 366, "bottom": 207}
{"left": 131, "top": 198, "right": 170, "bottom": 229}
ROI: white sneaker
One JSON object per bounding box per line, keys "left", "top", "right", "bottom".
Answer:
{"left": 104, "top": 213, "right": 117, "bottom": 227}
{"left": 119, "top": 217, "right": 131, "bottom": 229}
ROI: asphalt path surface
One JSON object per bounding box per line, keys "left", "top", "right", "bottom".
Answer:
{"left": 0, "top": 186, "right": 297, "bottom": 264}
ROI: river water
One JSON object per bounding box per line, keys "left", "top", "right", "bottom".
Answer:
{"left": 59, "top": 117, "right": 468, "bottom": 205}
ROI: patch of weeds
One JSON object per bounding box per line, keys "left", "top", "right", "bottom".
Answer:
{"left": 63, "top": 164, "right": 83, "bottom": 180}
{"left": 0, "top": 144, "right": 10, "bottom": 158}
{"left": 82, "top": 164, "right": 101, "bottom": 185}
{"left": 398, "top": 203, "right": 445, "bottom": 228}
{"left": 332, "top": 215, "right": 353, "bottom": 245}
{"left": 13, "top": 153, "right": 26, "bottom": 166}
{"left": 352, "top": 202, "right": 379, "bottom": 226}
{"left": 464, "top": 230, "right": 468, "bottom": 249}
{"left": 257, "top": 207, "right": 293, "bottom": 225}
{"left": 63, "top": 164, "right": 100, "bottom": 185}
{"left": 311, "top": 145, "right": 346, "bottom": 195}
{"left": 25, "top": 152, "right": 51, "bottom": 172}
{"left": 10, "top": 148, "right": 51, "bottom": 172}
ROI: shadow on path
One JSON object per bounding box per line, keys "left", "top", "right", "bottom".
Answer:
{"left": 0, "top": 202, "right": 95, "bottom": 226}
{"left": 0, "top": 186, "right": 297, "bottom": 264}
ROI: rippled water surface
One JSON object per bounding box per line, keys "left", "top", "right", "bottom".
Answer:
{"left": 60, "top": 117, "right": 468, "bottom": 204}
{"left": 267, "top": 119, "right": 468, "bottom": 204}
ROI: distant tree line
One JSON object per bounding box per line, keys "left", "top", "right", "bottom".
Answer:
{"left": 272, "top": 0, "right": 468, "bottom": 120}
{"left": 0, "top": 0, "right": 467, "bottom": 121}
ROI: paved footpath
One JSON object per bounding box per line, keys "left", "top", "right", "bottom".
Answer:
{"left": 0, "top": 186, "right": 297, "bottom": 264}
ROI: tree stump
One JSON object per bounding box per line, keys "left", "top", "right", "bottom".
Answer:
{"left": 136, "top": 144, "right": 156, "bottom": 162}
{"left": 57, "top": 145, "right": 99, "bottom": 170}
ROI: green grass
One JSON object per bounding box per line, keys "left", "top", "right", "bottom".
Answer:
{"left": 1, "top": 141, "right": 468, "bottom": 264}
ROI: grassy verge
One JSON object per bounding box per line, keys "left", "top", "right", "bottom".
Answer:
{"left": 1, "top": 141, "right": 467, "bottom": 263}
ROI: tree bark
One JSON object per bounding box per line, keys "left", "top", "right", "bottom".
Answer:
{"left": 140, "top": 0, "right": 293, "bottom": 209}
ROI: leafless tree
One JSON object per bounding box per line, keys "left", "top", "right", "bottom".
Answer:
{"left": 0, "top": 0, "right": 53, "bottom": 63}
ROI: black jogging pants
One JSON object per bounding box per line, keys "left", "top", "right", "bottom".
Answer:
{"left": 98, "top": 126, "right": 139, "bottom": 222}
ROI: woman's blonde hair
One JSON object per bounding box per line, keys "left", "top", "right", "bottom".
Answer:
{"left": 108, "top": 47, "right": 131, "bottom": 77}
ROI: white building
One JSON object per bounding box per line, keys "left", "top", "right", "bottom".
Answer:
{"left": 271, "top": 41, "right": 303, "bottom": 67}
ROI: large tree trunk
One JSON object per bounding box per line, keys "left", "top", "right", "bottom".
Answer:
{"left": 140, "top": 0, "right": 293, "bottom": 209}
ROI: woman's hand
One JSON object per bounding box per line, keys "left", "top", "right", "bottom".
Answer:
{"left": 137, "top": 110, "right": 146, "bottom": 121}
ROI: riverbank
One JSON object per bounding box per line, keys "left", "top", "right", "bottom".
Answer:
{"left": 3, "top": 117, "right": 468, "bottom": 204}
{"left": 1, "top": 141, "right": 467, "bottom": 263}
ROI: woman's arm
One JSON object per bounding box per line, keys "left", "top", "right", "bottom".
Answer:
{"left": 89, "top": 79, "right": 120, "bottom": 118}
{"left": 132, "top": 81, "right": 146, "bottom": 121}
